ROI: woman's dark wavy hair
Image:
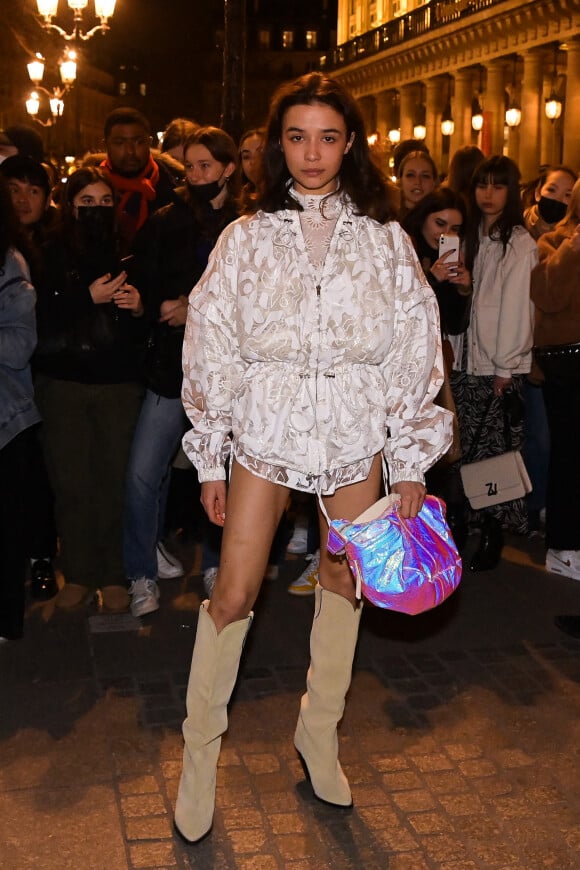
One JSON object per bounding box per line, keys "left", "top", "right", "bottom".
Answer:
{"left": 401, "top": 187, "right": 466, "bottom": 249}
{"left": 464, "top": 155, "right": 523, "bottom": 270}
{"left": 256, "top": 72, "right": 397, "bottom": 223}
{"left": 183, "top": 126, "right": 240, "bottom": 232}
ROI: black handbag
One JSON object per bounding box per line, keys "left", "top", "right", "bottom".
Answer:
{"left": 533, "top": 342, "right": 580, "bottom": 382}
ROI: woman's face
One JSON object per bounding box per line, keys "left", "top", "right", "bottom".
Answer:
{"left": 280, "top": 102, "right": 354, "bottom": 197}
{"left": 422, "top": 208, "right": 463, "bottom": 250}
{"left": 184, "top": 144, "right": 232, "bottom": 187}
{"left": 537, "top": 170, "right": 575, "bottom": 204}
{"left": 72, "top": 181, "right": 114, "bottom": 217}
{"left": 400, "top": 157, "right": 436, "bottom": 208}
{"left": 475, "top": 180, "right": 508, "bottom": 222}
{"left": 240, "top": 133, "right": 264, "bottom": 186}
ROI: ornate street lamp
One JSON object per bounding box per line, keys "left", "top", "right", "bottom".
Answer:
{"left": 471, "top": 96, "right": 484, "bottom": 132}
{"left": 505, "top": 56, "right": 521, "bottom": 128}
{"left": 440, "top": 77, "right": 454, "bottom": 137}
{"left": 36, "top": 0, "right": 117, "bottom": 41}
{"left": 545, "top": 44, "right": 563, "bottom": 122}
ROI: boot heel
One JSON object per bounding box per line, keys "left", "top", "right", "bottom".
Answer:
{"left": 295, "top": 749, "right": 353, "bottom": 809}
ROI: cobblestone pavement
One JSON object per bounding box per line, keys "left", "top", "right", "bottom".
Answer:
{"left": 2, "top": 533, "right": 580, "bottom": 869}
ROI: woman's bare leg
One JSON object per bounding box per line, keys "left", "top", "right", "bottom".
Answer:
{"left": 317, "top": 454, "right": 383, "bottom": 605}
{"left": 208, "top": 461, "right": 290, "bottom": 632}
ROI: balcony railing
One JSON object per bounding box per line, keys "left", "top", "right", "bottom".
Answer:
{"left": 318, "top": 0, "right": 506, "bottom": 71}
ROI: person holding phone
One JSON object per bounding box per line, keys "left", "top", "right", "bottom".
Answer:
{"left": 449, "top": 155, "right": 537, "bottom": 570}
{"left": 402, "top": 188, "right": 471, "bottom": 338}
{"left": 402, "top": 189, "right": 472, "bottom": 539}
{"left": 33, "top": 168, "right": 145, "bottom": 611}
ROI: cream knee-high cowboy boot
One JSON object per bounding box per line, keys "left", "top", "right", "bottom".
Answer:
{"left": 174, "top": 601, "right": 253, "bottom": 843}
{"left": 294, "top": 583, "right": 363, "bottom": 807}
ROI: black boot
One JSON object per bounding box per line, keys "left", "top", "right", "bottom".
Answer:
{"left": 446, "top": 503, "right": 468, "bottom": 551}
{"left": 469, "top": 516, "right": 503, "bottom": 572}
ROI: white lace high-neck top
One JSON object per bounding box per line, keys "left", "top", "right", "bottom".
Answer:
{"left": 182, "top": 190, "right": 451, "bottom": 494}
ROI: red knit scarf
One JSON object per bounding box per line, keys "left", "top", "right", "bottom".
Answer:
{"left": 100, "top": 154, "right": 160, "bottom": 244}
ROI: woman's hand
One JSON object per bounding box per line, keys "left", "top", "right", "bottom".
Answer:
{"left": 113, "top": 283, "right": 144, "bottom": 316}
{"left": 89, "top": 270, "right": 127, "bottom": 304}
{"left": 493, "top": 375, "right": 513, "bottom": 398}
{"left": 159, "top": 296, "right": 188, "bottom": 327}
{"left": 431, "top": 252, "right": 471, "bottom": 288}
{"left": 391, "top": 481, "right": 426, "bottom": 518}
{"left": 571, "top": 224, "right": 580, "bottom": 252}
{"left": 201, "top": 481, "right": 227, "bottom": 527}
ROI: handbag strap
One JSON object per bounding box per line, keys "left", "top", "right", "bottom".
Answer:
{"left": 463, "top": 390, "right": 513, "bottom": 464}
{"left": 316, "top": 455, "right": 390, "bottom": 527}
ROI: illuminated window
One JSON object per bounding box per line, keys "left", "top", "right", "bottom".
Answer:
{"left": 139, "top": 83, "right": 146, "bottom": 97}
{"left": 282, "top": 30, "right": 294, "bottom": 50}
{"left": 305, "top": 30, "right": 317, "bottom": 49}
{"left": 258, "top": 29, "right": 270, "bottom": 49}
{"left": 119, "top": 81, "right": 127, "bottom": 95}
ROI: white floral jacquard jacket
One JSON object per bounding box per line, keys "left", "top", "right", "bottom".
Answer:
{"left": 181, "top": 198, "right": 452, "bottom": 494}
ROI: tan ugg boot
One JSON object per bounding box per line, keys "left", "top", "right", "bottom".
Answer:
{"left": 174, "top": 601, "right": 253, "bottom": 843}
{"left": 294, "top": 583, "right": 363, "bottom": 807}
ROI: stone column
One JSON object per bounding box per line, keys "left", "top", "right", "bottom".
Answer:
{"left": 563, "top": 38, "right": 580, "bottom": 169}
{"left": 450, "top": 68, "right": 474, "bottom": 158}
{"left": 485, "top": 60, "right": 507, "bottom": 156}
{"left": 519, "top": 49, "right": 543, "bottom": 182}
{"left": 425, "top": 76, "right": 444, "bottom": 170}
{"left": 400, "top": 83, "right": 417, "bottom": 142}
{"left": 375, "top": 90, "right": 391, "bottom": 143}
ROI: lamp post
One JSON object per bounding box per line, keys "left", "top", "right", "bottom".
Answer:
{"left": 34, "top": 1, "right": 118, "bottom": 154}
{"left": 221, "top": 0, "right": 246, "bottom": 144}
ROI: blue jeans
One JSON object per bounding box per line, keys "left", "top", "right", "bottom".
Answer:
{"left": 124, "top": 390, "right": 187, "bottom": 580}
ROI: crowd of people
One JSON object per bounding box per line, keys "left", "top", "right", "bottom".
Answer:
{"left": 0, "top": 86, "right": 578, "bottom": 643}
{"left": 1, "top": 69, "right": 580, "bottom": 842}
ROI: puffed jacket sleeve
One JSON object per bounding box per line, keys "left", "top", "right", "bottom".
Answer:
{"left": 0, "top": 251, "right": 37, "bottom": 370}
{"left": 382, "top": 227, "right": 453, "bottom": 485}
{"left": 531, "top": 228, "right": 580, "bottom": 313}
{"left": 181, "top": 227, "right": 245, "bottom": 481}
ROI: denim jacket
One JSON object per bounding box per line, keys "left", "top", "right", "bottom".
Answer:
{"left": 0, "top": 248, "right": 41, "bottom": 450}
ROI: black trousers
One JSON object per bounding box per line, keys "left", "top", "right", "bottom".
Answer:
{"left": 0, "top": 427, "right": 38, "bottom": 639}
{"left": 543, "top": 378, "right": 580, "bottom": 550}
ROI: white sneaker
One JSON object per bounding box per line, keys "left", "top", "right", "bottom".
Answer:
{"left": 287, "top": 520, "right": 308, "bottom": 554}
{"left": 545, "top": 549, "right": 580, "bottom": 581}
{"left": 287, "top": 551, "right": 319, "bottom": 596}
{"left": 129, "top": 578, "right": 160, "bottom": 616}
{"left": 203, "top": 567, "right": 218, "bottom": 597}
{"left": 156, "top": 541, "right": 184, "bottom": 579}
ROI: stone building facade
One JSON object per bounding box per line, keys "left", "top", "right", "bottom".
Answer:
{"left": 321, "top": 0, "right": 580, "bottom": 180}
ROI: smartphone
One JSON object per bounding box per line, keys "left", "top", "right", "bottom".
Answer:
{"left": 438, "top": 234, "right": 460, "bottom": 264}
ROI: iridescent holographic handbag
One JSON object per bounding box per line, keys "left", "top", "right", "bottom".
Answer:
{"left": 326, "top": 494, "right": 462, "bottom": 615}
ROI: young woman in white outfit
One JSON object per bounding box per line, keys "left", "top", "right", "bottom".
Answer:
{"left": 174, "top": 72, "right": 452, "bottom": 843}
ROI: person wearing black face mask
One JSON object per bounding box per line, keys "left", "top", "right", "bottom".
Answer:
{"left": 522, "top": 165, "right": 578, "bottom": 537}
{"left": 33, "top": 168, "right": 146, "bottom": 613}
{"left": 123, "top": 126, "right": 241, "bottom": 618}
{"left": 524, "top": 165, "right": 577, "bottom": 241}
